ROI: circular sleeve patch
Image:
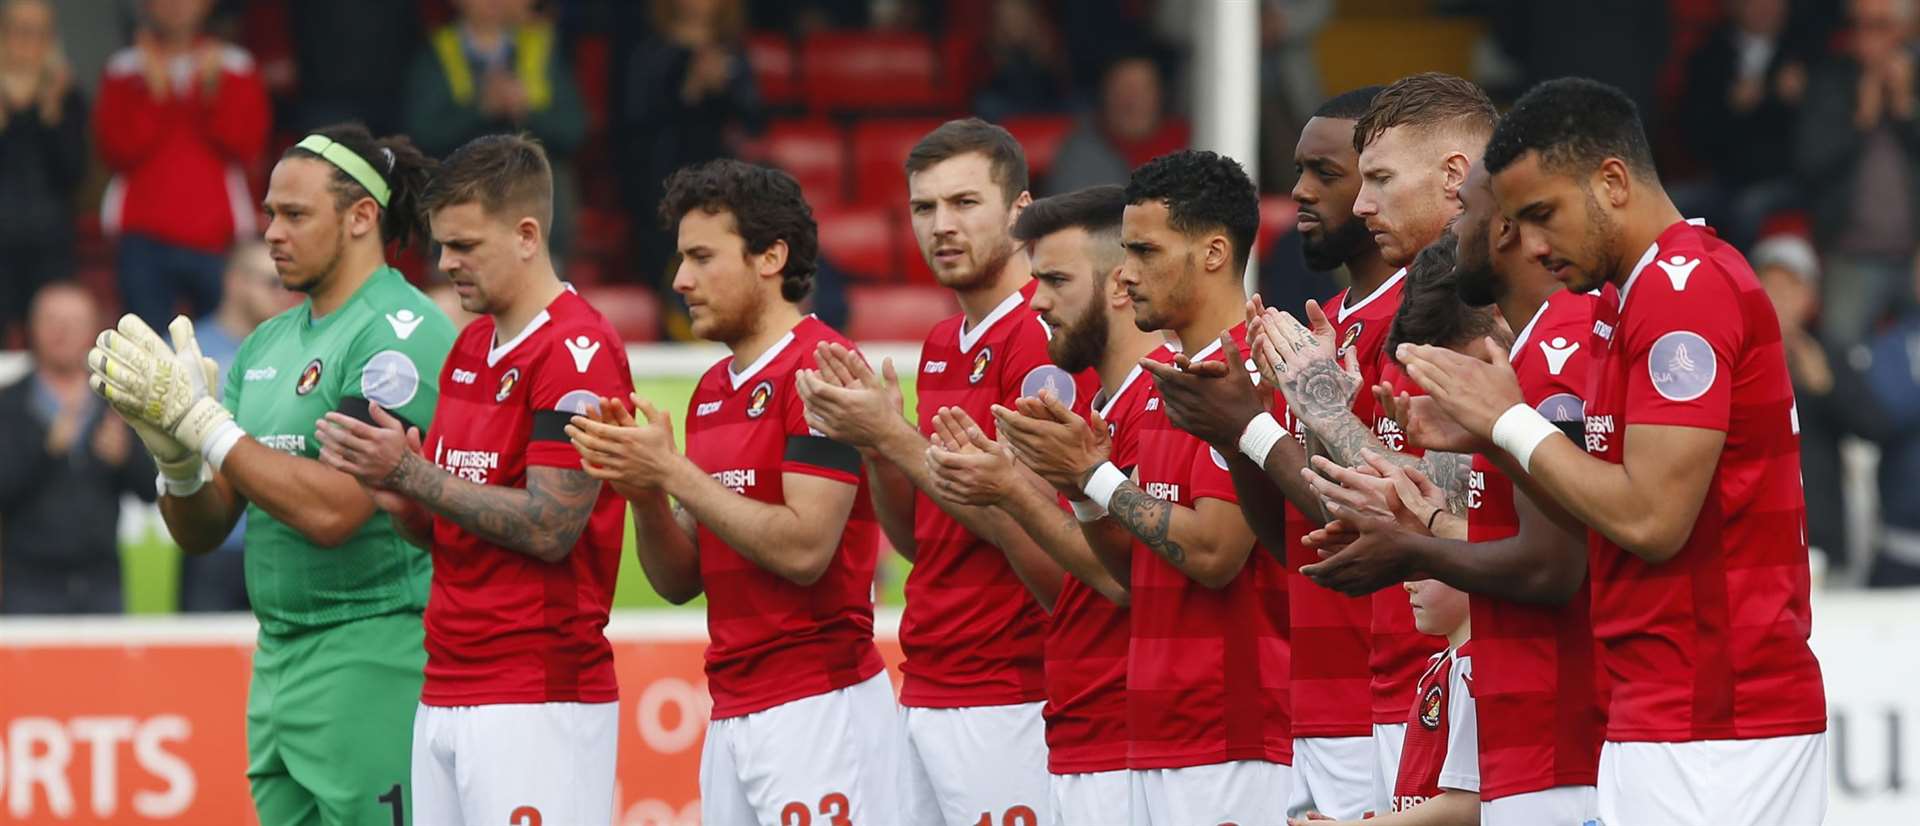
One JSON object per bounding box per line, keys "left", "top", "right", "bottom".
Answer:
{"left": 1534, "top": 392, "right": 1586, "bottom": 422}
{"left": 360, "top": 350, "right": 420, "bottom": 409}
{"left": 554, "top": 389, "right": 603, "bottom": 415}
{"left": 1020, "top": 364, "right": 1077, "bottom": 407}
{"left": 1647, "top": 330, "right": 1717, "bottom": 402}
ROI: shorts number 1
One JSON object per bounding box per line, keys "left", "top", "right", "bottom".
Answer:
{"left": 377, "top": 783, "right": 404, "bottom": 826}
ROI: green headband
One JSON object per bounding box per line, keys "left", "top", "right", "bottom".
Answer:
{"left": 295, "top": 135, "right": 391, "bottom": 208}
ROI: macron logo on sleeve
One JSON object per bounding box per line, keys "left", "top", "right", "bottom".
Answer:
{"left": 564, "top": 335, "right": 602, "bottom": 373}
{"left": 386, "top": 309, "right": 424, "bottom": 340}
{"left": 1655, "top": 255, "right": 1701, "bottom": 291}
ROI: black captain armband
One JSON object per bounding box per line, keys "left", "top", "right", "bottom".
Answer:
{"left": 531, "top": 410, "right": 574, "bottom": 442}
{"left": 1553, "top": 420, "right": 1584, "bottom": 442}
{"left": 785, "top": 435, "right": 862, "bottom": 475}
{"left": 337, "top": 396, "right": 420, "bottom": 433}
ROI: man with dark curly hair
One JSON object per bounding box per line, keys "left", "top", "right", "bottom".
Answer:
{"left": 567, "top": 158, "right": 900, "bottom": 826}
{"left": 994, "top": 149, "right": 1294, "bottom": 824}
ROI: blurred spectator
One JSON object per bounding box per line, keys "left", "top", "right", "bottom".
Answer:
{"left": 176, "top": 241, "right": 295, "bottom": 612}
{"left": 1047, "top": 55, "right": 1188, "bottom": 194}
{"left": 0, "top": 283, "right": 155, "bottom": 615}
{"left": 0, "top": 0, "right": 87, "bottom": 346}
{"left": 276, "top": 1, "right": 421, "bottom": 135}
{"left": 970, "top": 0, "right": 1069, "bottom": 122}
{"left": 619, "top": 0, "right": 763, "bottom": 296}
{"left": 745, "top": 0, "right": 867, "bottom": 32}
{"left": 52, "top": 0, "right": 134, "bottom": 102}
{"left": 406, "top": 0, "right": 587, "bottom": 257}
{"left": 1678, "top": 0, "right": 1809, "bottom": 249}
{"left": 1753, "top": 236, "right": 1879, "bottom": 571}
{"left": 1798, "top": 0, "right": 1920, "bottom": 346}
{"left": 1258, "top": 0, "right": 1331, "bottom": 191}
{"left": 1856, "top": 253, "right": 1920, "bottom": 587}
{"left": 95, "top": 0, "right": 270, "bottom": 333}
{"left": 1488, "top": 0, "right": 1668, "bottom": 139}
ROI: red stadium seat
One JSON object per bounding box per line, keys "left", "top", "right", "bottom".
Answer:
{"left": 800, "top": 31, "right": 942, "bottom": 112}
{"left": 1002, "top": 114, "right": 1075, "bottom": 181}
{"left": 579, "top": 284, "right": 662, "bottom": 343}
{"left": 845, "top": 284, "right": 960, "bottom": 341}
{"left": 762, "top": 119, "right": 848, "bottom": 206}
{"left": 850, "top": 117, "right": 949, "bottom": 209}
{"left": 746, "top": 33, "right": 798, "bottom": 106}
{"left": 814, "top": 203, "right": 900, "bottom": 281}
{"left": 1258, "top": 196, "right": 1298, "bottom": 258}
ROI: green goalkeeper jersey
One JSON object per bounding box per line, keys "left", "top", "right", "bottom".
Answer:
{"left": 223, "top": 266, "right": 457, "bottom": 636}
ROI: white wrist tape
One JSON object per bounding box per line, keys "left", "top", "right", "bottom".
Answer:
{"left": 1238, "top": 412, "right": 1288, "bottom": 467}
{"left": 1080, "top": 462, "right": 1128, "bottom": 511}
{"left": 200, "top": 420, "right": 245, "bottom": 473}
{"left": 158, "top": 464, "right": 210, "bottom": 498}
{"left": 1490, "top": 403, "right": 1559, "bottom": 473}
{"left": 1068, "top": 497, "right": 1108, "bottom": 522}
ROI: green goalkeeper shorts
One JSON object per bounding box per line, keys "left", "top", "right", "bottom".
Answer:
{"left": 247, "top": 612, "right": 425, "bottom": 826}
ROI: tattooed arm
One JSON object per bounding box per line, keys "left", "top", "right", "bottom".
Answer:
{"left": 1285, "top": 358, "right": 1475, "bottom": 515}
{"left": 1093, "top": 470, "right": 1258, "bottom": 589}
{"left": 384, "top": 455, "right": 601, "bottom": 563}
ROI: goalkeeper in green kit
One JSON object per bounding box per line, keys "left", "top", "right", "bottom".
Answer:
{"left": 88, "top": 124, "right": 456, "bottom": 826}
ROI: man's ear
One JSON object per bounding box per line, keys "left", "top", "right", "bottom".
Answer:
{"left": 517, "top": 216, "right": 545, "bottom": 260}
{"left": 1205, "top": 233, "right": 1233, "bottom": 274}
{"left": 1106, "top": 264, "right": 1130, "bottom": 309}
{"left": 348, "top": 197, "right": 380, "bottom": 241}
{"left": 1597, "top": 158, "right": 1633, "bottom": 209}
{"left": 1441, "top": 152, "right": 1472, "bottom": 202}
{"left": 757, "top": 239, "right": 791, "bottom": 281}
{"left": 1006, "top": 190, "right": 1034, "bottom": 231}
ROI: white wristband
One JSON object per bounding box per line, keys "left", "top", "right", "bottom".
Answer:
{"left": 1490, "top": 403, "right": 1559, "bottom": 473}
{"left": 200, "top": 420, "right": 245, "bottom": 473}
{"left": 1080, "top": 462, "right": 1128, "bottom": 511}
{"left": 1238, "top": 412, "right": 1288, "bottom": 468}
{"left": 157, "top": 464, "right": 210, "bottom": 498}
{"left": 1068, "top": 497, "right": 1107, "bottom": 522}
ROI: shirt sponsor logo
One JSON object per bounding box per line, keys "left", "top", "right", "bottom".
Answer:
{"left": 747, "top": 380, "right": 774, "bottom": 418}
{"left": 442, "top": 448, "right": 500, "bottom": 483}
{"left": 243, "top": 367, "right": 277, "bottom": 382}
{"left": 1375, "top": 415, "right": 1406, "bottom": 452}
{"left": 361, "top": 350, "right": 419, "bottom": 409}
{"left": 924, "top": 360, "right": 948, "bottom": 374}
{"left": 1648, "top": 330, "right": 1716, "bottom": 402}
{"left": 564, "top": 335, "right": 601, "bottom": 373}
{"left": 1467, "top": 469, "right": 1485, "bottom": 510}
{"left": 385, "top": 309, "right": 424, "bottom": 340}
{"left": 1539, "top": 336, "right": 1580, "bottom": 375}
{"left": 1584, "top": 414, "right": 1615, "bottom": 454}
{"left": 1537, "top": 392, "right": 1585, "bottom": 423}
{"left": 1143, "top": 481, "right": 1180, "bottom": 501}
{"left": 1656, "top": 255, "right": 1701, "bottom": 291}
{"left": 452, "top": 368, "right": 477, "bottom": 385}
{"left": 294, "top": 359, "right": 322, "bottom": 396}
{"left": 696, "top": 400, "right": 723, "bottom": 416}
{"left": 1020, "top": 365, "right": 1076, "bottom": 406}
{"left": 257, "top": 434, "right": 305, "bottom": 453}
{"left": 969, "top": 347, "right": 993, "bottom": 384}
{"left": 496, "top": 367, "right": 520, "bottom": 403}
{"left": 712, "top": 468, "right": 756, "bottom": 493}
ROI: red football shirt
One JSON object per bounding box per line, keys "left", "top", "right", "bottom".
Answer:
{"left": 1391, "top": 647, "right": 1478, "bottom": 812}
{"left": 1128, "top": 324, "right": 1291, "bottom": 769}
{"left": 420, "top": 289, "right": 633, "bottom": 705}
{"left": 899, "top": 282, "right": 1098, "bottom": 707}
{"left": 685, "top": 316, "right": 886, "bottom": 719}
{"left": 1043, "top": 345, "right": 1171, "bottom": 774}
{"left": 1583, "top": 220, "right": 1825, "bottom": 742}
{"left": 1465, "top": 290, "right": 1605, "bottom": 800}
{"left": 1275, "top": 272, "right": 1407, "bottom": 738}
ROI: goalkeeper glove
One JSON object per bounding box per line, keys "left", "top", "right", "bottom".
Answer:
{"left": 88, "top": 314, "right": 245, "bottom": 470}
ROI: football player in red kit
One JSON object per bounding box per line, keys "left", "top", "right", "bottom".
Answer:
{"left": 316, "top": 135, "right": 632, "bottom": 825}
{"left": 1399, "top": 77, "right": 1827, "bottom": 826}
{"left": 565, "top": 159, "right": 898, "bottom": 826}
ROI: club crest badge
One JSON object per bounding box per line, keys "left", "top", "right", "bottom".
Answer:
{"left": 747, "top": 380, "right": 774, "bottom": 418}
{"left": 1339, "top": 322, "right": 1363, "bottom": 355}
{"left": 969, "top": 347, "right": 993, "bottom": 384}
{"left": 1420, "top": 683, "right": 1444, "bottom": 730}
{"left": 496, "top": 367, "right": 521, "bottom": 403}
{"left": 295, "top": 359, "right": 323, "bottom": 396}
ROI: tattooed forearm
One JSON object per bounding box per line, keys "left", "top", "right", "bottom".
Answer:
{"left": 1285, "top": 358, "right": 1360, "bottom": 423}
{"left": 1422, "top": 451, "right": 1474, "bottom": 516}
{"left": 1108, "top": 482, "right": 1185, "bottom": 565}
{"left": 1297, "top": 411, "right": 1472, "bottom": 514}
{"left": 388, "top": 453, "right": 602, "bottom": 562}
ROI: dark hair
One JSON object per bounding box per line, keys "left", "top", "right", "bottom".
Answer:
{"left": 1012, "top": 184, "right": 1126, "bottom": 244}
{"left": 1386, "top": 233, "right": 1501, "bottom": 360}
{"left": 1483, "top": 77, "right": 1657, "bottom": 179}
{"left": 419, "top": 133, "right": 555, "bottom": 235}
{"left": 284, "top": 122, "right": 437, "bottom": 249}
{"left": 1353, "top": 72, "right": 1498, "bottom": 154}
{"left": 659, "top": 159, "right": 820, "bottom": 302}
{"left": 905, "top": 117, "right": 1029, "bottom": 205}
{"left": 1124, "top": 150, "right": 1260, "bottom": 273}
{"left": 1313, "top": 85, "right": 1386, "bottom": 121}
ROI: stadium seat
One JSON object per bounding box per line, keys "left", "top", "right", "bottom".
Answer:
{"left": 580, "top": 284, "right": 662, "bottom": 343}
{"left": 1258, "top": 196, "right": 1298, "bottom": 258}
{"left": 800, "top": 31, "right": 942, "bottom": 112}
{"left": 746, "top": 33, "right": 799, "bottom": 107}
{"left": 814, "top": 203, "right": 900, "bottom": 281}
{"left": 762, "top": 119, "right": 848, "bottom": 205}
{"left": 845, "top": 284, "right": 960, "bottom": 341}
{"left": 1002, "top": 114, "right": 1076, "bottom": 181}
{"left": 851, "top": 117, "right": 949, "bottom": 209}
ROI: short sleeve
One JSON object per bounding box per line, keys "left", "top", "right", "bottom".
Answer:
{"left": 781, "top": 350, "right": 861, "bottom": 484}
{"left": 1438, "top": 654, "right": 1480, "bottom": 793}
{"left": 1622, "top": 264, "right": 1741, "bottom": 432}
{"left": 526, "top": 324, "right": 633, "bottom": 468}
{"left": 337, "top": 302, "right": 457, "bottom": 433}
{"left": 1188, "top": 437, "right": 1240, "bottom": 504}
{"left": 1002, "top": 315, "right": 1084, "bottom": 411}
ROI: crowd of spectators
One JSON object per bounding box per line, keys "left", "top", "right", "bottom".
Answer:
{"left": 4, "top": 0, "right": 1920, "bottom": 613}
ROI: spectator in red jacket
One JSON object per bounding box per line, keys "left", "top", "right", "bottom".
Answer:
{"left": 94, "top": 0, "right": 268, "bottom": 331}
